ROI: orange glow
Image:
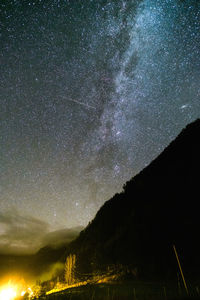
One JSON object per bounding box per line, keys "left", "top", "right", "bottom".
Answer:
{"left": 0, "top": 286, "right": 17, "bottom": 300}
{"left": 0, "top": 278, "right": 34, "bottom": 300}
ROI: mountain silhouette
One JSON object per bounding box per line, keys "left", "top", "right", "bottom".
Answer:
{"left": 1, "top": 120, "right": 200, "bottom": 284}
{"left": 66, "top": 119, "right": 200, "bottom": 281}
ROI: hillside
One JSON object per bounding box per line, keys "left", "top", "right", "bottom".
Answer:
{"left": 66, "top": 119, "right": 200, "bottom": 281}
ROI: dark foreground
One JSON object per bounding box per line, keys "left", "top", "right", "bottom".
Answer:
{"left": 35, "top": 282, "right": 200, "bottom": 300}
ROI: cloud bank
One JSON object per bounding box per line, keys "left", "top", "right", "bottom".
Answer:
{"left": 0, "top": 210, "right": 82, "bottom": 254}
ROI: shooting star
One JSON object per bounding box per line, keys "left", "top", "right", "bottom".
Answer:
{"left": 61, "top": 96, "right": 96, "bottom": 110}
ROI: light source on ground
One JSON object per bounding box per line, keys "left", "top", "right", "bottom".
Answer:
{"left": 0, "top": 286, "right": 16, "bottom": 300}
{"left": 21, "top": 291, "right": 26, "bottom": 296}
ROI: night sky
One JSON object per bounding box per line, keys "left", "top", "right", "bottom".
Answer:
{"left": 0, "top": 0, "right": 200, "bottom": 252}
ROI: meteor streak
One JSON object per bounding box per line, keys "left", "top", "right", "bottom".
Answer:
{"left": 61, "top": 96, "right": 96, "bottom": 110}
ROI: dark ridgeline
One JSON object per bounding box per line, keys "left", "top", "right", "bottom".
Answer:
{"left": 65, "top": 119, "right": 200, "bottom": 282}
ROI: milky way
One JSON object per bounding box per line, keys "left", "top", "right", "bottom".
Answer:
{"left": 0, "top": 0, "right": 200, "bottom": 231}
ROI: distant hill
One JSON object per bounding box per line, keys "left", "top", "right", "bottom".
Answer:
{"left": 0, "top": 245, "right": 67, "bottom": 281}
{"left": 66, "top": 119, "right": 200, "bottom": 281}
{"left": 0, "top": 227, "right": 81, "bottom": 280}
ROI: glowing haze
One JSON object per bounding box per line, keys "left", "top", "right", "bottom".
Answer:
{"left": 0, "top": 0, "right": 199, "bottom": 252}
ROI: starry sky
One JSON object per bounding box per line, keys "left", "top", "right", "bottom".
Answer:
{"left": 0, "top": 0, "right": 200, "bottom": 251}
